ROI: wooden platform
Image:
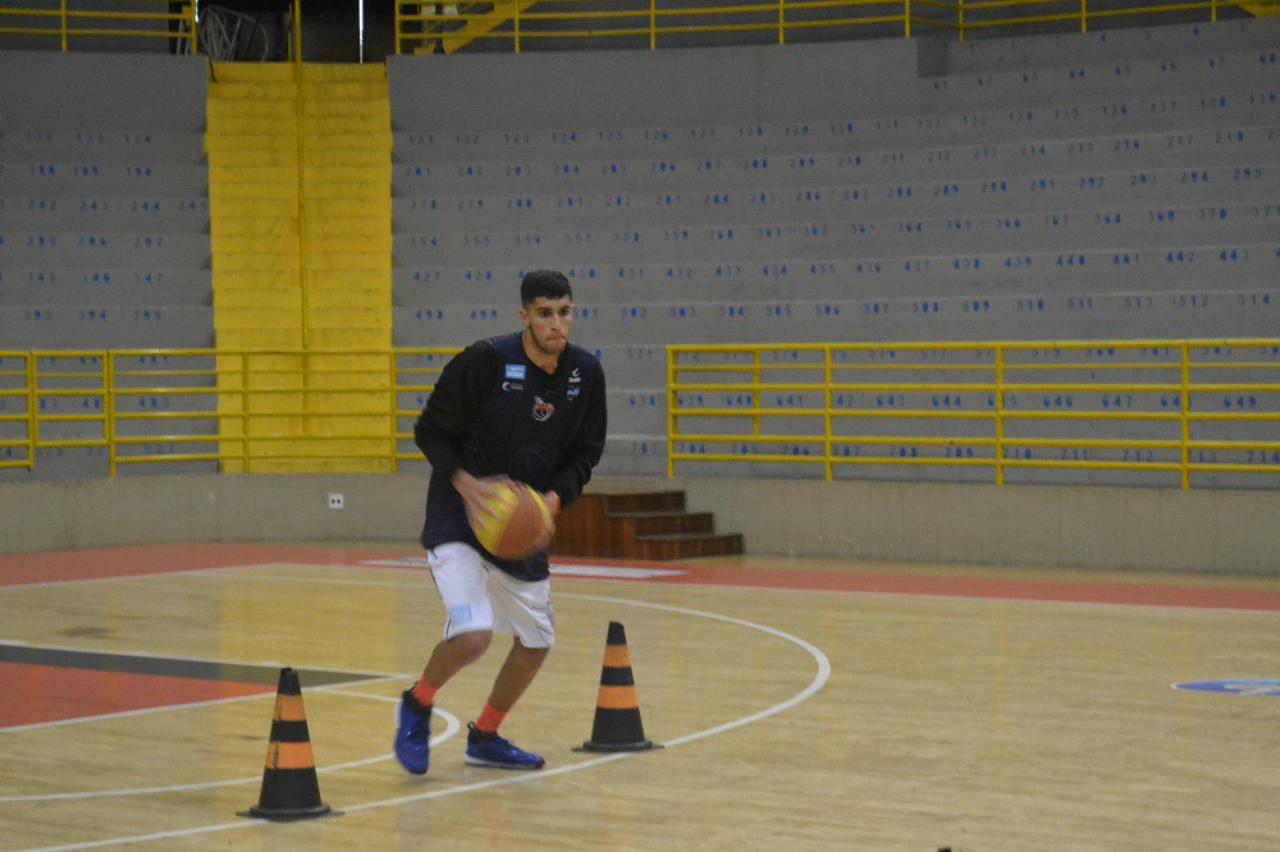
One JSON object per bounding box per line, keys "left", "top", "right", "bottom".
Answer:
{"left": 550, "top": 491, "right": 744, "bottom": 560}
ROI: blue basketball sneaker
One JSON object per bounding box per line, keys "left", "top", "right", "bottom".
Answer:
{"left": 465, "top": 723, "right": 546, "bottom": 770}
{"left": 394, "top": 690, "right": 431, "bottom": 775}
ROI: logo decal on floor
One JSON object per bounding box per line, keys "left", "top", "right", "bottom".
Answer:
{"left": 1173, "top": 679, "right": 1280, "bottom": 697}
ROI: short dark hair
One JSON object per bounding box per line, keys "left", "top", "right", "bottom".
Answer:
{"left": 520, "top": 269, "right": 573, "bottom": 307}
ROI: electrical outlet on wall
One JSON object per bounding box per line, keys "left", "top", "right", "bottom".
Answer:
{"left": 328, "top": 493, "right": 344, "bottom": 510}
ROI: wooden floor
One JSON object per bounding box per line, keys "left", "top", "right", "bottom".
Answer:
{"left": 2, "top": 543, "right": 1278, "bottom": 851}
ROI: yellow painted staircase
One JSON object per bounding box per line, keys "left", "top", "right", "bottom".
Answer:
{"left": 206, "top": 63, "right": 393, "bottom": 473}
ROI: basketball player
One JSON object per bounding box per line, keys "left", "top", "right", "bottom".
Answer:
{"left": 394, "top": 269, "right": 607, "bottom": 774}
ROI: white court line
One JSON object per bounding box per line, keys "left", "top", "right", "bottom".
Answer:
{"left": 14, "top": 583, "right": 831, "bottom": 852}
{"left": 2, "top": 689, "right": 282, "bottom": 735}
{"left": 182, "top": 560, "right": 1280, "bottom": 616}
{"left": 0, "top": 697, "right": 461, "bottom": 804}
{"left": 0, "top": 566, "right": 246, "bottom": 591}
{"left": 9, "top": 554, "right": 1277, "bottom": 615}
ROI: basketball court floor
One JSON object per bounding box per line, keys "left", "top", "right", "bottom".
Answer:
{"left": 2, "top": 542, "right": 1278, "bottom": 850}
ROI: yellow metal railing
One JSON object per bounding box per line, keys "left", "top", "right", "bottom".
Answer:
{"left": 667, "top": 339, "right": 1280, "bottom": 488}
{"left": 394, "top": 0, "right": 1255, "bottom": 53}
{"left": 396, "top": 0, "right": 954, "bottom": 53}
{"left": 0, "top": 0, "right": 196, "bottom": 52}
{"left": 4, "top": 341, "right": 1277, "bottom": 487}
{"left": 0, "top": 349, "right": 459, "bottom": 476}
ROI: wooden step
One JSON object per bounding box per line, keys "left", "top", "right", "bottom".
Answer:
{"left": 635, "top": 532, "right": 745, "bottom": 561}
{"left": 550, "top": 491, "right": 743, "bottom": 561}
{"left": 607, "top": 510, "right": 714, "bottom": 536}
{"left": 604, "top": 491, "right": 685, "bottom": 513}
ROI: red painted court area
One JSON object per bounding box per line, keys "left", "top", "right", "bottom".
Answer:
{"left": 0, "top": 662, "right": 270, "bottom": 728}
{"left": 0, "top": 542, "right": 401, "bottom": 587}
{"left": 2, "top": 541, "right": 1279, "bottom": 611}
{"left": 2, "top": 542, "right": 1279, "bottom": 729}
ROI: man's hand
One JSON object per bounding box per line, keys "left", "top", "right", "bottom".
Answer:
{"left": 534, "top": 490, "right": 561, "bottom": 551}
{"left": 453, "top": 470, "right": 511, "bottom": 527}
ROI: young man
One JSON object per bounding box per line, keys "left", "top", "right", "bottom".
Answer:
{"left": 395, "top": 269, "right": 607, "bottom": 774}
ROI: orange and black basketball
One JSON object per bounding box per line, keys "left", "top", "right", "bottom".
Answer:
{"left": 469, "top": 481, "right": 553, "bottom": 560}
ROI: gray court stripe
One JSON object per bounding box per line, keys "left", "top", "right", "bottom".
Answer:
{"left": 0, "top": 642, "right": 380, "bottom": 688}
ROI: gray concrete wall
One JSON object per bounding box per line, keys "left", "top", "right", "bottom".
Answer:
{"left": 2, "top": 473, "right": 1276, "bottom": 575}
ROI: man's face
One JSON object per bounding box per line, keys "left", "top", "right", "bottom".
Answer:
{"left": 520, "top": 295, "right": 574, "bottom": 357}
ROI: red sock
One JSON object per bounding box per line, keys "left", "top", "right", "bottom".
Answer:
{"left": 411, "top": 679, "right": 438, "bottom": 708}
{"left": 475, "top": 702, "right": 507, "bottom": 734}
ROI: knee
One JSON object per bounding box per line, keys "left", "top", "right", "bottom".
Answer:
{"left": 450, "top": 630, "right": 493, "bottom": 664}
{"left": 515, "top": 641, "right": 550, "bottom": 667}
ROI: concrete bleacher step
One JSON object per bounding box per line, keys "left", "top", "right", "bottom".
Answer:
{"left": 0, "top": 233, "right": 210, "bottom": 267}
{"left": 0, "top": 306, "right": 215, "bottom": 348}
{"left": 398, "top": 203, "right": 1272, "bottom": 268}
{"left": 395, "top": 282, "right": 1280, "bottom": 350}
{"left": 0, "top": 130, "right": 206, "bottom": 163}
{"left": 2, "top": 162, "right": 209, "bottom": 195}
{"left": 390, "top": 79, "right": 1280, "bottom": 170}
{"left": 393, "top": 162, "right": 1280, "bottom": 244}
{"left": 398, "top": 123, "right": 1279, "bottom": 205}
{"left": 1, "top": 268, "right": 212, "bottom": 306}
{"left": 394, "top": 230, "right": 1280, "bottom": 307}
{"left": 4, "top": 197, "right": 211, "bottom": 233}
{"left": 551, "top": 490, "right": 744, "bottom": 560}
{"left": 942, "top": 19, "right": 1280, "bottom": 74}
{"left": 920, "top": 47, "right": 1279, "bottom": 113}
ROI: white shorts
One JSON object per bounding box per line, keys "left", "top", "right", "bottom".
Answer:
{"left": 426, "top": 542, "right": 556, "bottom": 649}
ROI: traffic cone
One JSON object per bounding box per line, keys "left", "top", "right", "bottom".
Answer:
{"left": 578, "top": 621, "right": 657, "bottom": 752}
{"left": 237, "top": 668, "right": 334, "bottom": 821}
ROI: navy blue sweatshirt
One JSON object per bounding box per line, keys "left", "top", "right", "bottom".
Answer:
{"left": 414, "top": 331, "right": 607, "bottom": 581}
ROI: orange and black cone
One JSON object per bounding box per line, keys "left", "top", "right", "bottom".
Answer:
{"left": 578, "top": 621, "right": 657, "bottom": 752}
{"left": 238, "top": 668, "right": 334, "bottom": 821}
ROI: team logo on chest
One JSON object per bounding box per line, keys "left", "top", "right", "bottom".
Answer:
{"left": 567, "top": 367, "right": 582, "bottom": 401}
{"left": 532, "top": 396, "right": 555, "bottom": 422}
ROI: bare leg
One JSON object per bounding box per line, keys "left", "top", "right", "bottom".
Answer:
{"left": 421, "top": 630, "right": 492, "bottom": 690}
{"left": 486, "top": 638, "right": 550, "bottom": 712}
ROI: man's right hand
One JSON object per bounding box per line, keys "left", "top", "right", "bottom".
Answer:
{"left": 452, "top": 470, "right": 511, "bottom": 526}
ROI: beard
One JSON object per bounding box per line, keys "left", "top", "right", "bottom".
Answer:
{"left": 527, "top": 327, "right": 567, "bottom": 356}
